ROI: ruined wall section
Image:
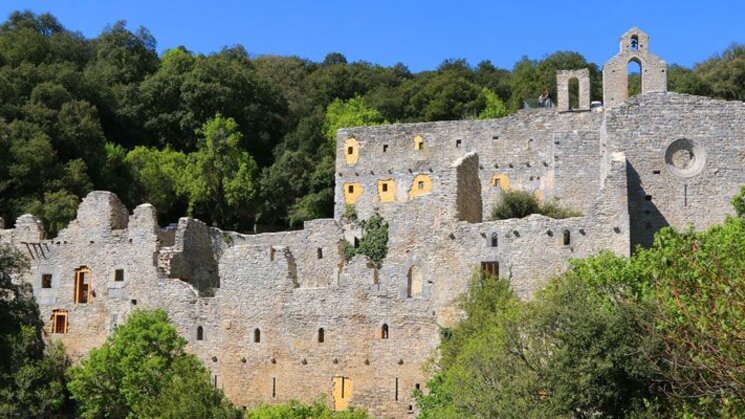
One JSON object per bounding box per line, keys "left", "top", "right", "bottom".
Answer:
{"left": 605, "top": 92, "right": 745, "bottom": 247}
{"left": 335, "top": 110, "right": 604, "bottom": 223}
{"left": 196, "top": 233, "right": 438, "bottom": 417}
{"left": 13, "top": 192, "right": 200, "bottom": 358}
{"left": 158, "top": 218, "right": 220, "bottom": 294}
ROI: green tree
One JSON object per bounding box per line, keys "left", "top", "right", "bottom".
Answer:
{"left": 322, "top": 95, "right": 384, "bottom": 141}
{"left": 67, "top": 309, "right": 240, "bottom": 419}
{"left": 179, "top": 114, "right": 258, "bottom": 229}
{"left": 125, "top": 145, "right": 188, "bottom": 222}
{"left": 477, "top": 87, "right": 509, "bottom": 119}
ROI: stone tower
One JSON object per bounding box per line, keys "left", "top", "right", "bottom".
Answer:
{"left": 602, "top": 27, "right": 667, "bottom": 108}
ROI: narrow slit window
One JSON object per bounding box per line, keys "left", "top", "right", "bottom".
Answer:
{"left": 455, "top": 139, "right": 462, "bottom": 148}
{"left": 348, "top": 185, "right": 354, "bottom": 193}
{"left": 490, "top": 233, "right": 498, "bottom": 247}
{"left": 383, "top": 144, "right": 388, "bottom": 152}
{"left": 41, "top": 274, "right": 52, "bottom": 289}
{"left": 317, "top": 248, "right": 323, "bottom": 259}
{"left": 197, "top": 326, "right": 204, "bottom": 341}
{"left": 114, "top": 269, "right": 124, "bottom": 282}
{"left": 254, "top": 328, "right": 261, "bottom": 343}
{"left": 382, "top": 183, "right": 388, "bottom": 192}
{"left": 318, "top": 328, "right": 325, "bottom": 343}
{"left": 347, "top": 146, "right": 354, "bottom": 155}
{"left": 381, "top": 323, "right": 389, "bottom": 339}
{"left": 74, "top": 267, "right": 92, "bottom": 304}
{"left": 563, "top": 230, "right": 571, "bottom": 246}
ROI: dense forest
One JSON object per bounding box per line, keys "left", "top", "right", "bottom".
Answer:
{"left": 1, "top": 11, "right": 744, "bottom": 235}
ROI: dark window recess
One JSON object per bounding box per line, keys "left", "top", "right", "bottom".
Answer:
{"left": 318, "top": 328, "right": 325, "bottom": 343}
{"left": 653, "top": 170, "right": 661, "bottom": 174}
{"left": 455, "top": 139, "right": 462, "bottom": 148}
{"left": 131, "top": 299, "right": 137, "bottom": 305}
{"left": 114, "top": 269, "right": 124, "bottom": 282}
{"left": 381, "top": 323, "right": 389, "bottom": 339}
{"left": 383, "top": 144, "right": 388, "bottom": 152}
{"left": 481, "top": 261, "right": 499, "bottom": 277}
{"left": 490, "top": 233, "right": 498, "bottom": 247}
{"left": 645, "top": 195, "right": 653, "bottom": 201}
{"left": 395, "top": 378, "right": 399, "bottom": 401}
{"left": 382, "top": 183, "right": 388, "bottom": 192}
{"left": 197, "top": 326, "right": 204, "bottom": 341}
{"left": 41, "top": 274, "right": 52, "bottom": 288}
{"left": 254, "top": 328, "right": 261, "bottom": 343}
{"left": 317, "top": 248, "right": 323, "bottom": 259}
{"left": 563, "top": 230, "right": 571, "bottom": 246}
{"left": 347, "top": 146, "right": 353, "bottom": 155}
{"left": 348, "top": 185, "right": 354, "bottom": 193}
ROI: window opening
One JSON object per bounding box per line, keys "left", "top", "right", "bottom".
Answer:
{"left": 563, "top": 230, "right": 571, "bottom": 246}
{"left": 630, "top": 35, "right": 639, "bottom": 51}
{"left": 197, "top": 326, "right": 204, "bottom": 341}
{"left": 418, "top": 181, "right": 424, "bottom": 190}
{"left": 114, "top": 269, "right": 124, "bottom": 282}
{"left": 395, "top": 378, "right": 399, "bottom": 401}
{"left": 382, "top": 183, "right": 388, "bottom": 192}
{"left": 52, "top": 310, "right": 67, "bottom": 334}
{"left": 628, "top": 59, "right": 642, "bottom": 98}
{"left": 42, "top": 274, "right": 52, "bottom": 288}
{"left": 456, "top": 139, "right": 462, "bottom": 148}
{"left": 348, "top": 185, "right": 354, "bottom": 193}
{"left": 317, "top": 248, "right": 323, "bottom": 259}
{"left": 481, "top": 261, "right": 499, "bottom": 277}
{"left": 347, "top": 146, "right": 354, "bottom": 155}
{"left": 383, "top": 144, "right": 388, "bottom": 152}
{"left": 272, "top": 377, "right": 276, "bottom": 398}
{"left": 490, "top": 232, "right": 498, "bottom": 247}
{"left": 74, "top": 267, "right": 92, "bottom": 304}
{"left": 254, "top": 328, "right": 261, "bottom": 343}
{"left": 318, "top": 328, "right": 325, "bottom": 343}
{"left": 381, "top": 323, "right": 389, "bottom": 339}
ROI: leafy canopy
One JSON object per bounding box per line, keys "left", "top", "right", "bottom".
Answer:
{"left": 67, "top": 309, "right": 240, "bottom": 419}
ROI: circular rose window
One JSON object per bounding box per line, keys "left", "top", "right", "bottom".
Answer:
{"left": 664, "top": 139, "right": 705, "bottom": 178}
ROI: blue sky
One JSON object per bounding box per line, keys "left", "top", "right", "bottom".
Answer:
{"left": 2, "top": 1, "right": 743, "bottom": 71}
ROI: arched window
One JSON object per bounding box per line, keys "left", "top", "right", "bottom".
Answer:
{"left": 318, "top": 328, "right": 325, "bottom": 343}
{"left": 381, "top": 323, "right": 389, "bottom": 339}
{"left": 563, "top": 230, "right": 571, "bottom": 246}
{"left": 490, "top": 232, "right": 498, "bottom": 247}
{"left": 254, "top": 328, "right": 261, "bottom": 343}
{"left": 630, "top": 35, "right": 639, "bottom": 51}
{"left": 196, "top": 326, "right": 204, "bottom": 341}
{"left": 627, "top": 59, "right": 642, "bottom": 98}
{"left": 407, "top": 266, "right": 423, "bottom": 298}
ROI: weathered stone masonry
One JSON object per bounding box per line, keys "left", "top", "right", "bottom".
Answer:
{"left": 3, "top": 28, "right": 745, "bottom": 418}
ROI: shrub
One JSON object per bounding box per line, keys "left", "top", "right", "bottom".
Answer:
{"left": 491, "top": 190, "right": 580, "bottom": 220}
{"left": 342, "top": 214, "right": 388, "bottom": 267}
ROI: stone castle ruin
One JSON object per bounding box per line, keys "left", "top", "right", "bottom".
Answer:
{"left": 2, "top": 28, "right": 745, "bottom": 417}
